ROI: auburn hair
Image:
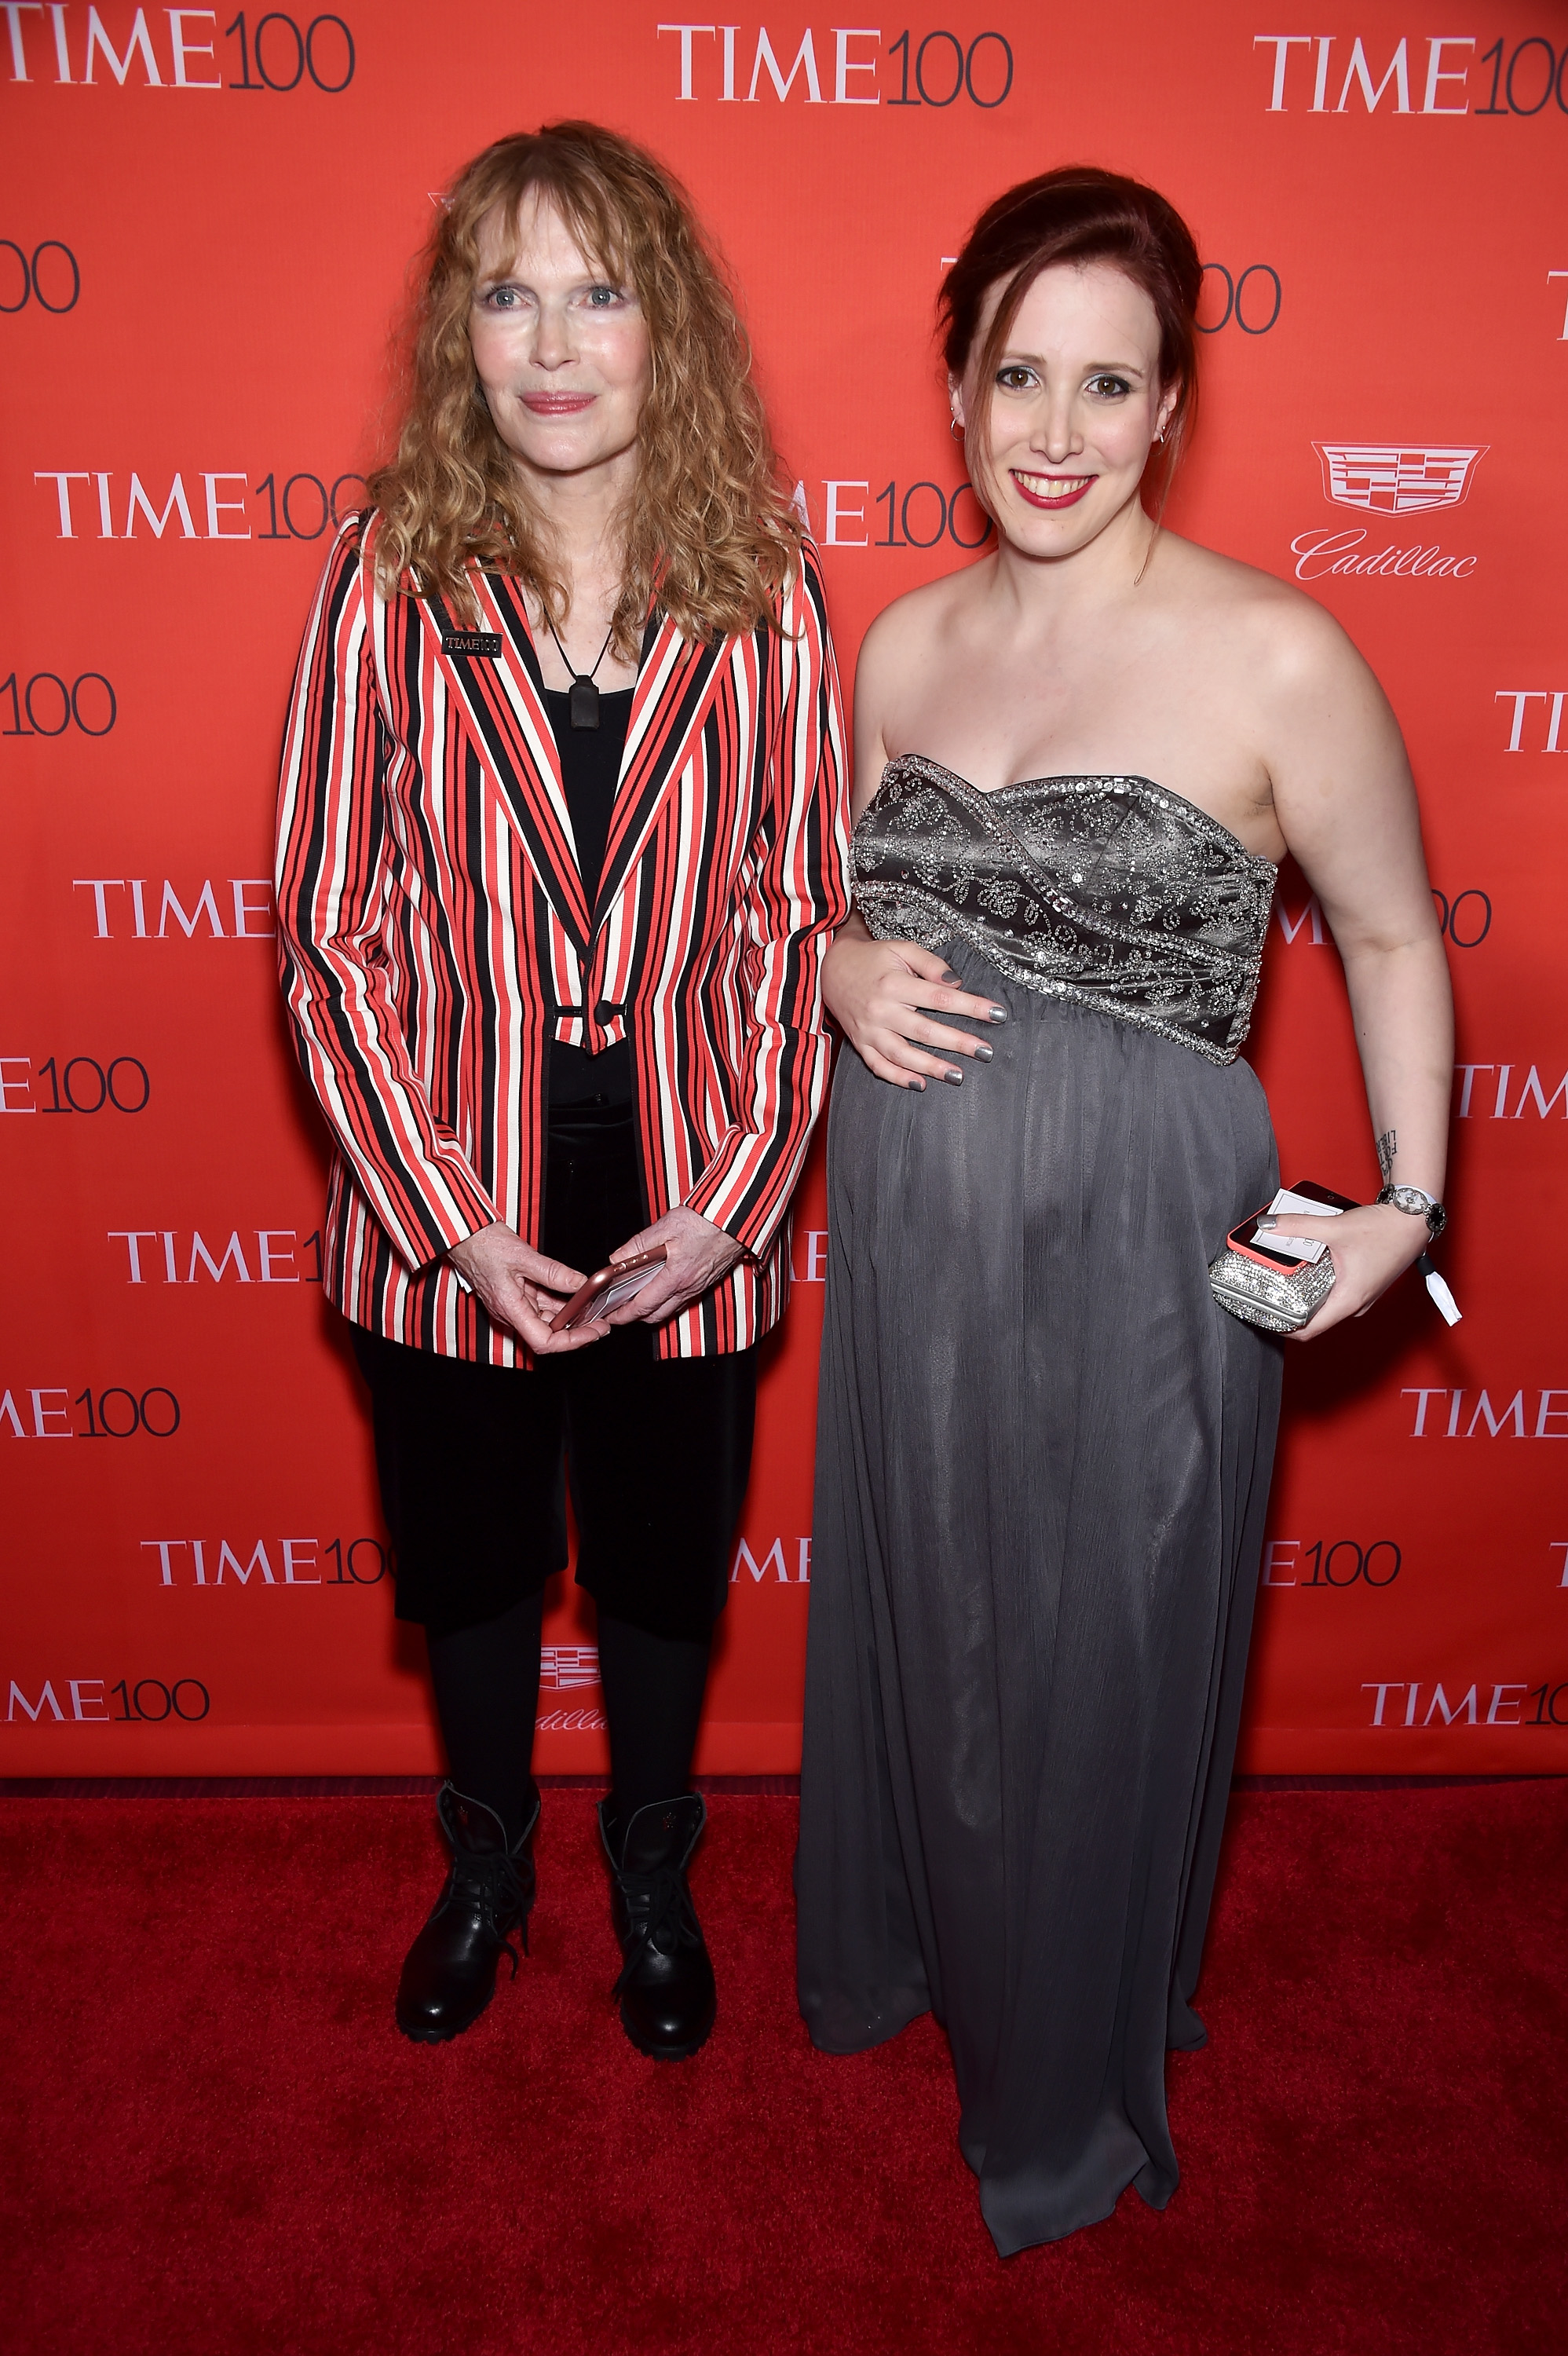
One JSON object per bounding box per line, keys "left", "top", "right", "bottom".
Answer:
{"left": 940, "top": 166, "right": 1202, "bottom": 517}
{"left": 368, "top": 123, "right": 800, "bottom": 655}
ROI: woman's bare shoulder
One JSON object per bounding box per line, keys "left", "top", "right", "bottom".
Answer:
{"left": 1156, "top": 531, "right": 1367, "bottom": 686}
{"left": 857, "top": 561, "right": 989, "bottom": 678}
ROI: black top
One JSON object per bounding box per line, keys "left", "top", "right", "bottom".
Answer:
{"left": 544, "top": 686, "right": 635, "bottom": 1111}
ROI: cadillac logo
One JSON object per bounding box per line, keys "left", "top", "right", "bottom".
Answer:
{"left": 1314, "top": 444, "right": 1488, "bottom": 515}
{"left": 540, "top": 1645, "right": 600, "bottom": 1691}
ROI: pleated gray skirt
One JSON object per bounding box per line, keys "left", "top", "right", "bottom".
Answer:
{"left": 795, "top": 944, "right": 1283, "bottom": 2255}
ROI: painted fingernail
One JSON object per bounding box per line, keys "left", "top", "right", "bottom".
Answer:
{"left": 910, "top": 1076, "right": 927, "bottom": 1092}
{"left": 988, "top": 1005, "right": 1008, "bottom": 1024}
{"left": 974, "top": 1043, "right": 994, "bottom": 1063}
{"left": 941, "top": 969, "right": 963, "bottom": 986}
{"left": 941, "top": 1068, "right": 963, "bottom": 1087}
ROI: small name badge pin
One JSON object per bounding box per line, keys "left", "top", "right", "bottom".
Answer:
{"left": 442, "top": 631, "right": 503, "bottom": 657}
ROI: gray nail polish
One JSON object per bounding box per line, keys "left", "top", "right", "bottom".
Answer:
{"left": 941, "top": 969, "right": 962, "bottom": 986}
{"left": 988, "top": 1005, "right": 1008, "bottom": 1024}
{"left": 911, "top": 1076, "right": 927, "bottom": 1092}
{"left": 974, "top": 1043, "right": 994, "bottom": 1063}
{"left": 941, "top": 1068, "right": 963, "bottom": 1087}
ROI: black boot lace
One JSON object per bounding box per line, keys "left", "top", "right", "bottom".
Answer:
{"left": 437, "top": 1846, "right": 531, "bottom": 1975}
{"left": 612, "top": 1862, "right": 702, "bottom": 1998}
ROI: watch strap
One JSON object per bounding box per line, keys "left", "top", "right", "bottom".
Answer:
{"left": 1376, "top": 1183, "right": 1447, "bottom": 1242}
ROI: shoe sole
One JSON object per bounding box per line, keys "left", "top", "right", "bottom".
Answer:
{"left": 396, "top": 1991, "right": 493, "bottom": 2044}
{"left": 620, "top": 2010, "right": 716, "bottom": 2062}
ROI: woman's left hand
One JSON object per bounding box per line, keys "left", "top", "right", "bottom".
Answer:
{"left": 602, "top": 1205, "right": 745, "bottom": 1328}
{"left": 1266, "top": 1203, "right": 1430, "bottom": 1341}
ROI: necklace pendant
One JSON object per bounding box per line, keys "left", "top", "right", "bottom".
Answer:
{"left": 568, "top": 675, "right": 601, "bottom": 730}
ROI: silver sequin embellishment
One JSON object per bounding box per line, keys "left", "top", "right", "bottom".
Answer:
{"left": 852, "top": 756, "right": 1277, "bottom": 1066}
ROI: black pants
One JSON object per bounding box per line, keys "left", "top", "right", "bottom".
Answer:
{"left": 349, "top": 1106, "right": 757, "bottom": 1838}
{"left": 350, "top": 1105, "right": 756, "bottom": 1645}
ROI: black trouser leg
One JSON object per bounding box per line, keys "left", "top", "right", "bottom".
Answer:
{"left": 597, "top": 1610, "right": 713, "bottom": 1845}
{"left": 596, "top": 1612, "right": 718, "bottom": 2059}
{"left": 426, "top": 1591, "right": 544, "bottom": 1846}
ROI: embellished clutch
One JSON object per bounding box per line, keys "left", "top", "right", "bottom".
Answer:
{"left": 1208, "top": 1242, "right": 1336, "bottom": 1333}
{"left": 1208, "top": 1180, "right": 1357, "bottom": 1335}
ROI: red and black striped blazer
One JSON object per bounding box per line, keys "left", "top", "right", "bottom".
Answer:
{"left": 275, "top": 518, "right": 850, "bottom": 1363}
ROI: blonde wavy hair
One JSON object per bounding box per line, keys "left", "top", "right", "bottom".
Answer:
{"left": 368, "top": 123, "right": 800, "bottom": 655}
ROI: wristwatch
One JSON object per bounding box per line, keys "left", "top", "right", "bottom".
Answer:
{"left": 1376, "top": 1184, "right": 1447, "bottom": 1242}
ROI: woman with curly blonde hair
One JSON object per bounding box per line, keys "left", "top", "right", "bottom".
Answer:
{"left": 277, "top": 123, "right": 848, "bottom": 2060}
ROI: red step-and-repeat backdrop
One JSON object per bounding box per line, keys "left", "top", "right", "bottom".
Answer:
{"left": 2, "top": 2, "right": 1564, "bottom": 1775}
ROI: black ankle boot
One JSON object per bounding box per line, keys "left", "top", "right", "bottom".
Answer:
{"left": 598, "top": 1792, "right": 715, "bottom": 2061}
{"left": 396, "top": 1782, "right": 539, "bottom": 2043}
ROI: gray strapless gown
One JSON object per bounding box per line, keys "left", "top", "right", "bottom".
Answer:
{"left": 795, "top": 758, "right": 1284, "bottom": 2255}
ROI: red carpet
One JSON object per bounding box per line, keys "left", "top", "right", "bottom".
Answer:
{"left": 4, "top": 1783, "right": 1564, "bottom": 2354}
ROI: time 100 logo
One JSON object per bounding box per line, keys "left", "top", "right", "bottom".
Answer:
{"left": 657, "top": 24, "right": 1013, "bottom": 106}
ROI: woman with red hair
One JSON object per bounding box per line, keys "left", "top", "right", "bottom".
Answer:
{"left": 796, "top": 167, "right": 1453, "bottom": 2251}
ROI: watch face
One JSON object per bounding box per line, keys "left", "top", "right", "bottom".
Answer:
{"left": 1386, "top": 1187, "right": 1446, "bottom": 1238}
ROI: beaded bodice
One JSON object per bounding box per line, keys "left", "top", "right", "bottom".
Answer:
{"left": 853, "top": 755, "right": 1278, "bottom": 1066}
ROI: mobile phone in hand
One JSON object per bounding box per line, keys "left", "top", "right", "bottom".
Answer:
{"left": 1230, "top": 1180, "right": 1358, "bottom": 1271}
{"left": 555, "top": 1247, "right": 667, "bottom": 1332}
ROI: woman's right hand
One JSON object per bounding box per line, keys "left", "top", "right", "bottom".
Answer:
{"left": 446, "top": 1222, "right": 608, "bottom": 1355}
{"left": 824, "top": 920, "right": 1007, "bottom": 1088}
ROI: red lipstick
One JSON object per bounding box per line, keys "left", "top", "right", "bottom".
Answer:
{"left": 522, "top": 392, "right": 595, "bottom": 415}
{"left": 1011, "top": 471, "right": 1095, "bottom": 511}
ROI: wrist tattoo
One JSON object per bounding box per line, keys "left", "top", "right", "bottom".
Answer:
{"left": 1376, "top": 1129, "right": 1397, "bottom": 1185}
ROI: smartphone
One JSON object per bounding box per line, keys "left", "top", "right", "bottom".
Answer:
{"left": 1227, "top": 1179, "right": 1359, "bottom": 1273}
{"left": 555, "top": 1247, "right": 667, "bottom": 1332}
{"left": 1285, "top": 1180, "right": 1358, "bottom": 1215}
{"left": 1226, "top": 1212, "right": 1313, "bottom": 1275}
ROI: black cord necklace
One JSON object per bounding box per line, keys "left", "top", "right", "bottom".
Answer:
{"left": 544, "top": 613, "right": 617, "bottom": 730}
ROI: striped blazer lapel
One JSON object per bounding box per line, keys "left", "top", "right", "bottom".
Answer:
{"left": 596, "top": 613, "right": 733, "bottom": 921}
{"left": 417, "top": 573, "right": 591, "bottom": 953}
